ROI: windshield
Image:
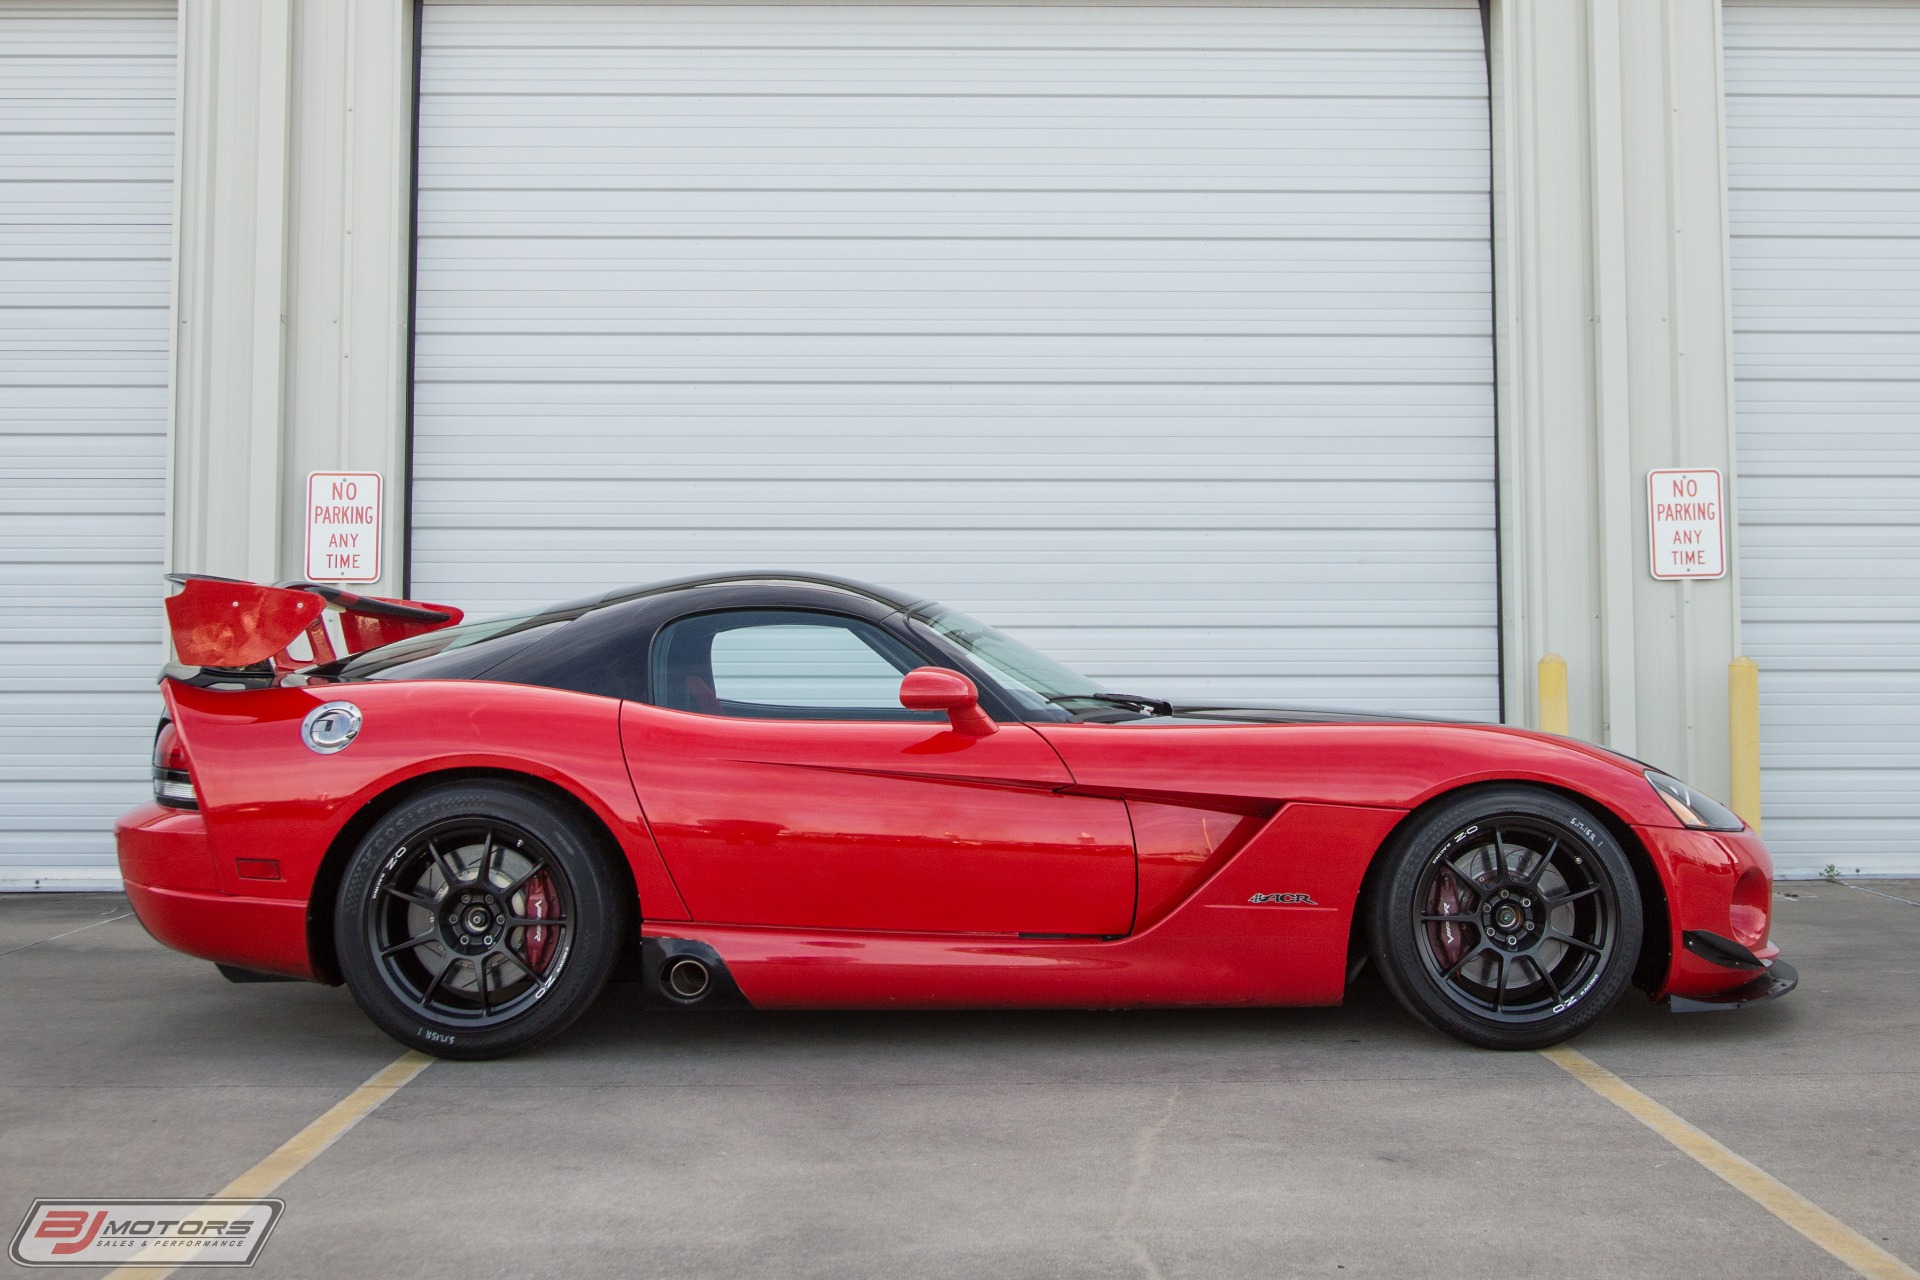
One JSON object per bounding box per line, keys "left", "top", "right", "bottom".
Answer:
{"left": 914, "top": 606, "right": 1113, "bottom": 718}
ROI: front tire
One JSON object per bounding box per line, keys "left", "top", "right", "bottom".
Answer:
{"left": 335, "top": 782, "right": 624, "bottom": 1060}
{"left": 1368, "top": 787, "right": 1643, "bottom": 1050}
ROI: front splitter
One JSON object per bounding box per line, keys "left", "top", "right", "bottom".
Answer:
{"left": 1670, "top": 959, "right": 1798, "bottom": 1013}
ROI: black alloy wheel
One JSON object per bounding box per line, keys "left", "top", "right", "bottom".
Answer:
{"left": 366, "top": 817, "right": 572, "bottom": 1027}
{"left": 1368, "top": 787, "right": 1644, "bottom": 1050}
{"left": 336, "top": 782, "right": 624, "bottom": 1059}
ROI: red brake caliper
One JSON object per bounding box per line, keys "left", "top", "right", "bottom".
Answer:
{"left": 1431, "top": 872, "right": 1467, "bottom": 969}
{"left": 522, "top": 874, "right": 556, "bottom": 975}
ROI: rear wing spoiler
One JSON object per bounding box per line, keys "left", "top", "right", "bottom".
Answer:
{"left": 164, "top": 574, "right": 464, "bottom": 673}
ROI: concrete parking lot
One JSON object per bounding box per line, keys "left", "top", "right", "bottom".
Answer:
{"left": 2, "top": 884, "right": 1915, "bottom": 1279}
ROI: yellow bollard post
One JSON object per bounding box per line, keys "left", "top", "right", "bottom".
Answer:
{"left": 1537, "top": 654, "right": 1569, "bottom": 737}
{"left": 1729, "top": 656, "right": 1762, "bottom": 832}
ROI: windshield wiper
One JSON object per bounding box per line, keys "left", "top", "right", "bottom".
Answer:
{"left": 1045, "top": 692, "right": 1174, "bottom": 718}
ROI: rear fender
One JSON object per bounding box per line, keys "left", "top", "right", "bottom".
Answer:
{"left": 303, "top": 765, "right": 647, "bottom": 986}
{"left": 161, "top": 678, "right": 689, "bottom": 920}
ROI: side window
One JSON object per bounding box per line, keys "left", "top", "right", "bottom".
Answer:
{"left": 651, "top": 609, "right": 942, "bottom": 721}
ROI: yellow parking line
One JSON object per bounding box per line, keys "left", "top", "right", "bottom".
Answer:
{"left": 1542, "top": 1045, "right": 1918, "bottom": 1280}
{"left": 105, "top": 1049, "right": 432, "bottom": 1278}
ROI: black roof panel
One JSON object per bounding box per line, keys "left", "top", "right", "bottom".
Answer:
{"left": 584, "top": 570, "right": 928, "bottom": 614}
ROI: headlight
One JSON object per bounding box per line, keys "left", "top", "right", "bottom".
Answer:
{"left": 1645, "top": 771, "right": 1743, "bottom": 831}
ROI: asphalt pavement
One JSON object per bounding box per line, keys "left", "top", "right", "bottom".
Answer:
{"left": 2, "top": 882, "right": 1914, "bottom": 1278}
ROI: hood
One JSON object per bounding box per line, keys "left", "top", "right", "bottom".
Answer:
{"left": 1130, "top": 702, "right": 1656, "bottom": 778}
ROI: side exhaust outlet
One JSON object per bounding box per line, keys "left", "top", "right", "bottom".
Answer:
{"left": 640, "top": 938, "right": 745, "bottom": 1009}
{"left": 665, "top": 956, "right": 712, "bottom": 1001}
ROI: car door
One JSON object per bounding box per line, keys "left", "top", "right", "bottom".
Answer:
{"left": 620, "top": 607, "right": 1135, "bottom": 935}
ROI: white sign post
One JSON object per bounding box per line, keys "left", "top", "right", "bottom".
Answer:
{"left": 1647, "top": 468, "right": 1725, "bottom": 580}
{"left": 305, "top": 471, "right": 383, "bottom": 583}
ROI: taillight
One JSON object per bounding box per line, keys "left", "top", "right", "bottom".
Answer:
{"left": 153, "top": 720, "right": 197, "bottom": 809}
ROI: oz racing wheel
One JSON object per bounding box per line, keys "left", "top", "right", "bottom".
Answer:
{"left": 335, "top": 782, "right": 624, "bottom": 1059}
{"left": 1367, "top": 786, "right": 1644, "bottom": 1050}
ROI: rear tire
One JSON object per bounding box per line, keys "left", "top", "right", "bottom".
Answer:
{"left": 334, "top": 782, "right": 624, "bottom": 1060}
{"left": 1367, "top": 787, "right": 1643, "bottom": 1050}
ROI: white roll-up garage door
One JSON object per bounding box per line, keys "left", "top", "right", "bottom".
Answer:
{"left": 1726, "top": 4, "right": 1920, "bottom": 877}
{"left": 413, "top": 1, "right": 1496, "bottom": 717}
{"left": 0, "top": 3, "right": 175, "bottom": 889}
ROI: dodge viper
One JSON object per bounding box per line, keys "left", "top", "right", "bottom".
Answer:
{"left": 117, "top": 571, "right": 1795, "bottom": 1058}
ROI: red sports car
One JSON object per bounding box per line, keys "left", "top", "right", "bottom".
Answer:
{"left": 118, "top": 572, "right": 1794, "bottom": 1059}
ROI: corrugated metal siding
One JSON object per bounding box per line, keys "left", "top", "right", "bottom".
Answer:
{"left": 1726, "top": 4, "right": 1920, "bottom": 875}
{"left": 0, "top": 3, "right": 175, "bottom": 888}
{"left": 412, "top": 2, "right": 1497, "bottom": 717}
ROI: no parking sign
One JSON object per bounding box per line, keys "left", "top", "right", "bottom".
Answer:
{"left": 305, "top": 471, "right": 383, "bottom": 583}
{"left": 1648, "top": 468, "right": 1725, "bottom": 580}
